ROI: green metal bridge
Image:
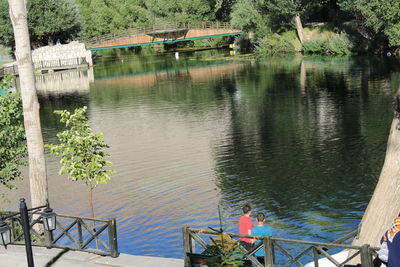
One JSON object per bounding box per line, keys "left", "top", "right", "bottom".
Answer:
{"left": 84, "top": 22, "right": 243, "bottom": 51}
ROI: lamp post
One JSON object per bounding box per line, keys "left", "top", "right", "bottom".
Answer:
{"left": 0, "top": 198, "right": 57, "bottom": 267}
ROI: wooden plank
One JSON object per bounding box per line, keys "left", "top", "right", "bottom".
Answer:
{"left": 188, "top": 231, "right": 208, "bottom": 249}
{"left": 53, "top": 220, "right": 79, "bottom": 247}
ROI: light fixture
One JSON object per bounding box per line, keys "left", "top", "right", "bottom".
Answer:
{"left": 41, "top": 207, "right": 56, "bottom": 231}
{"left": 0, "top": 220, "right": 11, "bottom": 246}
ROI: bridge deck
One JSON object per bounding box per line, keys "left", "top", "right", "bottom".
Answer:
{"left": 85, "top": 22, "right": 243, "bottom": 50}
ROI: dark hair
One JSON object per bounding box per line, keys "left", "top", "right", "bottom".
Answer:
{"left": 256, "top": 212, "right": 265, "bottom": 222}
{"left": 242, "top": 204, "right": 251, "bottom": 214}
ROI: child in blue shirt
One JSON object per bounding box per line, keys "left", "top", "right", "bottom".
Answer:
{"left": 251, "top": 212, "right": 272, "bottom": 263}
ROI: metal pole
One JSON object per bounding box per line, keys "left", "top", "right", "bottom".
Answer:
{"left": 20, "top": 198, "right": 34, "bottom": 267}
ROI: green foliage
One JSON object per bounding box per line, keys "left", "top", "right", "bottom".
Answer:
{"left": 230, "top": 0, "right": 269, "bottom": 40}
{"left": 266, "top": 0, "right": 329, "bottom": 25}
{"left": 77, "top": 0, "right": 215, "bottom": 39}
{"left": 302, "top": 33, "right": 355, "bottom": 55}
{"left": 256, "top": 32, "right": 296, "bottom": 56}
{"left": 76, "top": 0, "right": 152, "bottom": 39}
{"left": 46, "top": 107, "right": 115, "bottom": 189}
{"left": 203, "top": 206, "right": 244, "bottom": 267}
{"left": 339, "top": 0, "right": 400, "bottom": 47}
{"left": 0, "top": 75, "right": 27, "bottom": 192}
{"left": 0, "top": 0, "right": 82, "bottom": 47}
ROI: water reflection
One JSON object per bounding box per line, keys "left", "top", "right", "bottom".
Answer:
{"left": 35, "top": 68, "right": 94, "bottom": 96}
{"left": 3, "top": 54, "right": 400, "bottom": 263}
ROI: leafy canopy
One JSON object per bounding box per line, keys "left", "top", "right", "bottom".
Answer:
{"left": 46, "top": 107, "right": 115, "bottom": 189}
{"left": 339, "top": 0, "right": 400, "bottom": 47}
{"left": 0, "top": 0, "right": 82, "bottom": 47}
{"left": 0, "top": 75, "right": 27, "bottom": 191}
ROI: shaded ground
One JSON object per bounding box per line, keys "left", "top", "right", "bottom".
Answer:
{"left": 0, "top": 245, "right": 183, "bottom": 267}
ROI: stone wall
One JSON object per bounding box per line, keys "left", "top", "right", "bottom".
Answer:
{"left": 32, "top": 41, "right": 93, "bottom": 66}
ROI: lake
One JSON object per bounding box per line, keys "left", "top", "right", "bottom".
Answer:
{"left": 5, "top": 51, "right": 400, "bottom": 264}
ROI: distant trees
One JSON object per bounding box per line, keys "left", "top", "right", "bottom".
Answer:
{"left": 0, "top": 0, "right": 399, "bottom": 51}
{"left": 339, "top": 0, "right": 400, "bottom": 47}
{"left": 76, "top": 0, "right": 151, "bottom": 39}
{"left": 231, "top": 0, "right": 269, "bottom": 40}
{"left": 0, "top": 0, "right": 82, "bottom": 48}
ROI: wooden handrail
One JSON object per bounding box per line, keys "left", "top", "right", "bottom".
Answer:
{"left": 184, "top": 227, "right": 379, "bottom": 267}
{"left": 0, "top": 211, "right": 119, "bottom": 258}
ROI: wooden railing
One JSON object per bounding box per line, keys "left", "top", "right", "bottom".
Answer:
{"left": 0, "top": 211, "right": 119, "bottom": 258}
{"left": 33, "top": 57, "right": 87, "bottom": 70}
{"left": 183, "top": 227, "right": 379, "bottom": 267}
{"left": 84, "top": 21, "right": 237, "bottom": 47}
{"left": 0, "top": 65, "right": 18, "bottom": 76}
{"left": 0, "top": 57, "right": 88, "bottom": 77}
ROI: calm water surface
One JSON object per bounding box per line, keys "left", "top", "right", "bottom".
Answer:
{"left": 6, "top": 52, "right": 400, "bottom": 263}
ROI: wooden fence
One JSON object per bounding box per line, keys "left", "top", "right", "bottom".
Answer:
{"left": 0, "top": 211, "right": 119, "bottom": 258}
{"left": 0, "top": 57, "right": 88, "bottom": 77}
{"left": 183, "top": 227, "right": 379, "bottom": 267}
{"left": 84, "top": 21, "right": 236, "bottom": 48}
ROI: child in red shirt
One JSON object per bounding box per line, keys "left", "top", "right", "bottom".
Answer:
{"left": 239, "top": 204, "right": 254, "bottom": 250}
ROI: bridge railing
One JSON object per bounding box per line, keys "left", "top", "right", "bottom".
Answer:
{"left": 0, "top": 211, "right": 119, "bottom": 258}
{"left": 0, "top": 65, "right": 18, "bottom": 76}
{"left": 84, "top": 21, "right": 238, "bottom": 47}
{"left": 183, "top": 226, "right": 379, "bottom": 267}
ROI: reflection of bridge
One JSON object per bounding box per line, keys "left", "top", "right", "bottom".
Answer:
{"left": 85, "top": 22, "right": 243, "bottom": 51}
{"left": 94, "top": 63, "right": 245, "bottom": 89}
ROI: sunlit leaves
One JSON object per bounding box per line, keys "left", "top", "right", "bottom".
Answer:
{"left": 46, "top": 107, "right": 116, "bottom": 189}
{"left": 0, "top": 75, "right": 27, "bottom": 191}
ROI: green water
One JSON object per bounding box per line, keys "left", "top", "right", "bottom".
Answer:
{"left": 11, "top": 52, "right": 400, "bottom": 263}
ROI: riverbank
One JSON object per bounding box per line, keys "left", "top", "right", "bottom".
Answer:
{"left": 0, "top": 245, "right": 183, "bottom": 267}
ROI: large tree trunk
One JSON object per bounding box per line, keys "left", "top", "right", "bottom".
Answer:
{"left": 350, "top": 95, "right": 400, "bottom": 262}
{"left": 294, "top": 14, "right": 304, "bottom": 44}
{"left": 8, "top": 0, "right": 48, "bottom": 208}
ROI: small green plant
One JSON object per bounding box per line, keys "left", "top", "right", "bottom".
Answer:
{"left": 203, "top": 206, "right": 245, "bottom": 267}
{"left": 46, "top": 106, "right": 115, "bottom": 189}
{"left": 46, "top": 107, "right": 116, "bottom": 219}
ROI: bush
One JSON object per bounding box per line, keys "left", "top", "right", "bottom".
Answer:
{"left": 255, "top": 33, "right": 296, "bottom": 57}
{"left": 302, "top": 33, "right": 355, "bottom": 55}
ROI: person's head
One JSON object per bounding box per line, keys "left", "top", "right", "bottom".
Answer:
{"left": 242, "top": 204, "right": 252, "bottom": 215}
{"left": 256, "top": 212, "right": 265, "bottom": 223}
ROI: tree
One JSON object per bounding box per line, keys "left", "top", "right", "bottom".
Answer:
{"left": 349, "top": 93, "right": 400, "bottom": 259}
{"left": 339, "top": 0, "right": 400, "bottom": 47}
{"left": 1, "top": 0, "right": 82, "bottom": 48}
{"left": 265, "top": 0, "right": 328, "bottom": 43}
{"left": 76, "top": 0, "right": 151, "bottom": 39}
{"left": 0, "top": 75, "right": 27, "bottom": 196}
{"left": 46, "top": 107, "right": 115, "bottom": 221}
{"left": 8, "top": 0, "right": 48, "bottom": 208}
{"left": 230, "top": 0, "right": 269, "bottom": 41}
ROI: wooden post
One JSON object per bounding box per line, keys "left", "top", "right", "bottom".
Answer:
{"left": 77, "top": 219, "right": 83, "bottom": 249}
{"left": 264, "top": 236, "right": 274, "bottom": 267}
{"left": 108, "top": 218, "right": 119, "bottom": 258}
{"left": 360, "top": 244, "right": 373, "bottom": 267}
{"left": 312, "top": 247, "right": 319, "bottom": 267}
{"left": 182, "top": 226, "right": 192, "bottom": 267}
{"left": 43, "top": 228, "right": 53, "bottom": 248}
